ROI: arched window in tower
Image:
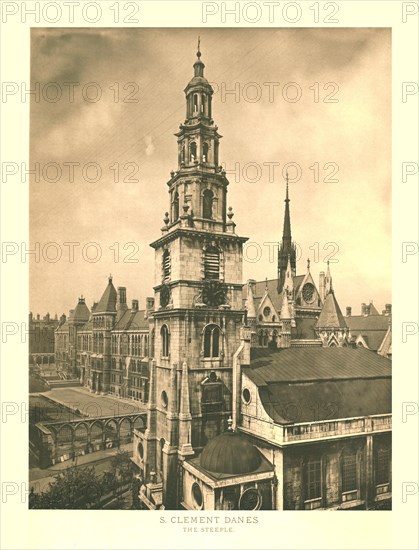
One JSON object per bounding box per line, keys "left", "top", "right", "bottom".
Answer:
{"left": 201, "top": 94, "right": 206, "bottom": 113}
{"left": 190, "top": 142, "right": 197, "bottom": 162}
{"left": 193, "top": 94, "right": 198, "bottom": 113}
{"left": 202, "top": 189, "right": 214, "bottom": 219}
{"left": 162, "top": 249, "right": 171, "bottom": 282}
{"left": 161, "top": 325, "right": 170, "bottom": 357}
{"left": 173, "top": 191, "right": 179, "bottom": 221}
{"left": 203, "top": 324, "right": 221, "bottom": 358}
{"left": 203, "top": 142, "right": 209, "bottom": 163}
{"left": 204, "top": 245, "right": 220, "bottom": 280}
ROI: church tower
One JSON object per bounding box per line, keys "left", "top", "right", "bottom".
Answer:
{"left": 278, "top": 174, "right": 297, "bottom": 293}
{"left": 142, "top": 42, "right": 248, "bottom": 509}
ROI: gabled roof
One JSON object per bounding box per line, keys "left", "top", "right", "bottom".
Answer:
{"left": 316, "top": 291, "right": 347, "bottom": 329}
{"left": 368, "top": 303, "right": 380, "bottom": 316}
{"left": 96, "top": 278, "right": 117, "bottom": 314}
{"left": 242, "top": 277, "right": 305, "bottom": 314}
{"left": 113, "top": 309, "right": 149, "bottom": 331}
{"left": 346, "top": 315, "right": 390, "bottom": 351}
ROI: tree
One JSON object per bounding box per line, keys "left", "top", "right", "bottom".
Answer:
{"left": 29, "top": 465, "right": 102, "bottom": 509}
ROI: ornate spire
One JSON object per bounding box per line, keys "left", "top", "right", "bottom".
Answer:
{"left": 193, "top": 36, "right": 205, "bottom": 77}
{"left": 278, "top": 173, "right": 296, "bottom": 293}
{"left": 325, "top": 260, "right": 332, "bottom": 295}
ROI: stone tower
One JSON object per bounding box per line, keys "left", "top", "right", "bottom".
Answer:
{"left": 143, "top": 43, "right": 248, "bottom": 509}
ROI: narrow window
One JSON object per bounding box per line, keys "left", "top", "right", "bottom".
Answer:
{"left": 203, "top": 324, "right": 221, "bottom": 358}
{"left": 193, "top": 94, "right": 198, "bottom": 113}
{"left": 190, "top": 142, "right": 197, "bottom": 162}
{"left": 375, "top": 447, "right": 390, "bottom": 485}
{"left": 306, "top": 458, "right": 322, "bottom": 500}
{"left": 202, "top": 189, "right": 214, "bottom": 219}
{"left": 161, "top": 325, "right": 169, "bottom": 357}
{"left": 201, "top": 94, "right": 206, "bottom": 113}
{"left": 163, "top": 249, "right": 171, "bottom": 282}
{"left": 204, "top": 245, "right": 220, "bottom": 280}
{"left": 203, "top": 142, "right": 209, "bottom": 163}
{"left": 173, "top": 191, "right": 179, "bottom": 221}
{"left": 342, "top": 454, "right": 357, "bottom": 493}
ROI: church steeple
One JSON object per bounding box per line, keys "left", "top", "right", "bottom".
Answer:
{"left": 278, "top": 173, "right": 297, "bottom": 293}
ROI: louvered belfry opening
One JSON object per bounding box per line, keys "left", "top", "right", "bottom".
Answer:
{"left": 163, "top": 250, "right": 171, "bottom": 282}
{"left": 204, "top": 246, "right": 220, "bottom": 280}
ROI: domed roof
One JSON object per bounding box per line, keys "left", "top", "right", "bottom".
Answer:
{"left": 200, "top": 430, "right": 262, "bottom": 475}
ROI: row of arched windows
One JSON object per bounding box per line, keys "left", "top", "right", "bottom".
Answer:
{"left": 160, "top": 323, "right": 221, "bottom": 359}
{"left": 111, "top": 333, "right": 150, "bottom": 356}
{"left": 180, "top": 141, "right": 210, "bottom": 164}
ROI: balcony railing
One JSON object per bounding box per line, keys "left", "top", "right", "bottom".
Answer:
{"left": 282, "top": 414, "right": 392, "bottom": 443}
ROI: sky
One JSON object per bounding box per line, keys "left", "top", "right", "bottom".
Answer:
{"left": 30, "top": 27, "right": 391, "bottom": 317}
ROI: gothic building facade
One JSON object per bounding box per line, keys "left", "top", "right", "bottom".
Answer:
{"left": 53, "top": 45, "right": 392, "bottom": 511}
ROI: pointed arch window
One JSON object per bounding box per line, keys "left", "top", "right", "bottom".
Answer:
{"left": 203, "top": 324, "right": 221, "bottom": 358}
{"left": 173, "top": 191, "right": 179, "bottom": 221}
{"left": 190, "top": 141, "right": 197, "bottom": 162}
{"left": 203, "top": 189, "right": 214, "bottom": 219}
{"left": 204, "top": 245, "right": 220, "bottom": 280}
{"left": 163, "top": 249, "right": 171, "bottom": 282}
{"left": 161, "top": 325, "right": 170, "bottom": 357}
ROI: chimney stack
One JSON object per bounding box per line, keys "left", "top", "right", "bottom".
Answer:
{"left": 361, "top": 303, "right": 366, "bottom": 316}
{"left": 346, "top": 307, "right": 352, "bottom": 317}
{"left": 385, "top": 303, "right": 392, "bottom": 316}
{"left": 132, "top": 299, "right": 139, "bottom": 312}
{"left": 29, "top": 312, "right": 33, "bottom": 323}
{"left": 117, "top": 287, "right": 127, "bottom": 306}
{"left": 364, "top": 304, "right": 371, "bottom": 316}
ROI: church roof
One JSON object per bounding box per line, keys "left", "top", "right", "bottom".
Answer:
{"left": 96, "top": 278, "right": 117, "bottom": 314}
{"left": 316, "top": 291, "right": 347, "bottom": 329}
{"left": 243, "top": 347, "right": 391, "bottom": 424}
{"left": 246, "top": 347, "right": 391, "bottom": 383}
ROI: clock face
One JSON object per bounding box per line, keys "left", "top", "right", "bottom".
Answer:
{"left": 239, "top": 488, "right": 262, "bottom": 511}
{"left": 302, "top": 282, "right": 315, "bottom": 303}
{"left": 202, "top": 280, "right": 226, "bottom": 307}
{"left": 160, "top": 285, "right": 170, "bottom": 308}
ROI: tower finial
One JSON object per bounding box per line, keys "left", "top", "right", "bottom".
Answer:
{"left": 197, "top": 36, "right": 201, "bottom": 58}
{"left": 265, "top": 276, "right": 268, "bottom": 291}
{"left": 307, "top": 258, "right": 310, "bottom": 271}
{"left": 285, "top": 171, "right": 289, "bottom": 202}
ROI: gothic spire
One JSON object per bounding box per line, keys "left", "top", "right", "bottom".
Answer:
{"left": 278, "top": 173, "right": 296, "bottom": 293}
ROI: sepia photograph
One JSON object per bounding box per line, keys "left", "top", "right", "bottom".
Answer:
{"left": 27, "top": 27, "right": 392, "bottom": 512}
